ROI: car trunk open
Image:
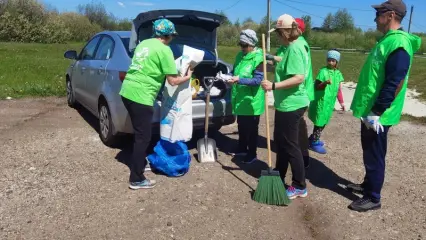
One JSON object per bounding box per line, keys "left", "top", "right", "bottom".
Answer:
{"left": 130, "top": 10, "right": 231, "bottom": 101}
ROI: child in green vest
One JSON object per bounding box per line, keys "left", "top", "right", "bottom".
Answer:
{"left": 308, "top": 50, "right": 345, "bottom": 154}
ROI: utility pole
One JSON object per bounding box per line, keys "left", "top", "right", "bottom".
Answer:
{"left": 267, "top": 0, "right": 271, "bottom": 52}
{"left": 408, "top": 5, "right": 414, "bottom": 33}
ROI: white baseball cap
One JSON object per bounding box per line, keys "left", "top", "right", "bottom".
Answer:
{"left": 268, "top": 14, "right": 296, "bottom": 33}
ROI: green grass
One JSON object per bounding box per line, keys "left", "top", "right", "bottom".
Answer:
{"left": 1, "top": 42, "right": 426, "bottom": 102}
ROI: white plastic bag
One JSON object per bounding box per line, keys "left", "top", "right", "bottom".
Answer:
{"left": 160, "top": 45, "right": 205, "bottom": 142}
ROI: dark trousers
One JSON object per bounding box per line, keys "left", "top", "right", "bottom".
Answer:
{"left": 237, "top": 115, "right": 260, "bottom": 158}
{"left": 274, "top": 107, "right": 307, "bottom": 189}
{"left": 299, "top": 116, "right": 310, "bottom": 166}
{"left": 361, "top": 122, "right": 390, "bottom": 202}
{"left": 310, "top": 125, "right": 326, "bottom": 141}
{"left": 122, "top": 97, "right": 154, "bottom": 183}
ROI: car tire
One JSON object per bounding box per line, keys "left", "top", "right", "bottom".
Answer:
{"left": 98, "top": 100, "right": 118, "bottom": 147}
{"left": 66, "top": 78, "right": 77, "bottom": 108}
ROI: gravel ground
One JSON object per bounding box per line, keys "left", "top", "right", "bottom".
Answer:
{"left": 0, "top": 97, "right": 425, "bottom": 240}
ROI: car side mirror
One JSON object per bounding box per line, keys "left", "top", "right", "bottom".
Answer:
{"left": 64, "top": 50, "right": 78, "bottom": 60}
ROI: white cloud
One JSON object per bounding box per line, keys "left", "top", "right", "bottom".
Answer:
{"left": 129, "top": 1, "right": 154, "bottom": 6}
{"left": 117, "top": 1, "right": 126, "bottom": 8}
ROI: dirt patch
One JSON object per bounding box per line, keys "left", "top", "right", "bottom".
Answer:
{"left": 0, "top": 98, "right": 425, "bottom": 239}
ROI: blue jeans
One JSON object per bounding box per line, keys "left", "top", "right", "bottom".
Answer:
{"left": 361, "top": 122, "right": 391, "bottom": 201}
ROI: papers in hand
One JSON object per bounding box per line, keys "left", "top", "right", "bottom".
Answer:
{"left": 216, "top": 71, "right": 233, "bottom": 82}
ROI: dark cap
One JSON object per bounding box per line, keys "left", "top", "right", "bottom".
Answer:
{"left": 372, "top": 0, "right": 407, "bottom": 18}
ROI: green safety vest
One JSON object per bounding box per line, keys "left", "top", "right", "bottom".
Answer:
{"left": 232, "top": 48, "right": 265, "bottom": 116}
{"left": 351, "top": 30, "right": 421, "bottom": 125}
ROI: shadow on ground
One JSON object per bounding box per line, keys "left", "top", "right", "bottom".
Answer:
{"left": 306, "top": 157, "right": 360, "bottom": 201}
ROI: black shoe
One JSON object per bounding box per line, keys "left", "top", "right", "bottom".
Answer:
{"left": 242, "top": 156, "right": 257, "bottom": 164}
{"left": 346, "top": 183, "right": 364, "bottom": 194}
{"left": 348, "top": 197, "right": 381, "bottom": 212}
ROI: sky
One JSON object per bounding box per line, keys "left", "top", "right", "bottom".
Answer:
{"left": 43, "top": 0, "right": 426, "bottom": 32}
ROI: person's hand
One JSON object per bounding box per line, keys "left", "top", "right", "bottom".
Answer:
{"left": 185, "top": 67, "right": 194, "bottom": 78}
{"left": 228, "top": 76, "right": 239, "bottom": 84}
{"left": 340, "top": 104, "right": 346, "bottom": 111}
{"left": 361, "top": 112, "right": 384, "bottom": 134}
{"left": 273, "top": 56, "right": 282, "bottom": 62}
{"left": 325, "top": 79, "right": 332, "bottom": 85}
{"left": 261, "top": 80, "right": 273, "bottom": 91}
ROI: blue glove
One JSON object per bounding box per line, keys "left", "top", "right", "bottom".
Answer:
{"left": 361, "top": 112, "right": 384, "bottom": 134}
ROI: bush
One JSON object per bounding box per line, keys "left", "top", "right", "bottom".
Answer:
{"left": 59, "top": 12, "right": 102, "bottom": 42}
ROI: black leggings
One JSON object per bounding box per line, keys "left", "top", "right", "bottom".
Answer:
{"left": 237, "top": 115, "right": 260, "bottom": 158}
{"left": 311, "top": 126, "right": 325, "bottom": 141}
{"left": 121, "top": 97, "right": 154, "bottom": 183}
{"left": 274, "top": 107, "right": 307, "bottom": 190}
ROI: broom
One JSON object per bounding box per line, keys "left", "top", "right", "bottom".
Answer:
{"left": 252, "top": 34, "right": 291, "bottom": 206}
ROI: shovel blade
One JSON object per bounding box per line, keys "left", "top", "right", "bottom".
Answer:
{"left": 197, "top": 137, "right": 217, "bottom": 163}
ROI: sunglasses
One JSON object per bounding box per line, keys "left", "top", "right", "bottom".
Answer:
{"left": 376, "top": 10, "right": 392, "bottom": 18}
{"left": 239, "top": 43, "right": 249, "bottom": 48}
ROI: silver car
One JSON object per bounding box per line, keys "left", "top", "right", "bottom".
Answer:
{"left": 64, "top": 10, "right": 235, "bottom": 146}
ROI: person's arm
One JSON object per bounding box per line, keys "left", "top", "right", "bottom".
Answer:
{"left": 160, "top": 48, "right": 192, "bottom": 86}
{"left": 337, "top": 83, "right": 344, "bottom": 104}
{"left": 315, "top": 80, "right": 331, "bottom": 90}
{"left": 371, "top": 48, "right": 410, "bottom": 115}
{"left": 274, "top": 48, "right": 305, "bottom": 90}
{"left": 238, "top": 65, "right": 264, "bottom": 86}
{"left": 166, "top": 71, "right": 192, "bottom": 86}
{"left": 274, "top": 75, "right": 304, "bottom": 89}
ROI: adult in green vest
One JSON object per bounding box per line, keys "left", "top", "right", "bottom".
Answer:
{"left": 228, "top": 29, "right": 265, "bottom": 164}
{"left": 347, "top": 0, "right": 421, "bottom": 212}
{"left": 266, "top": 17, "right": 313, "bottom": 169}
{"left": 262, "top": 14, "right": 310, "bottom": 200}
{"left": 119, "top": 19, "right": 193, "bottom": 190}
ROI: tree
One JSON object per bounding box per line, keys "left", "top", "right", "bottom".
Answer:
{"left": 301, "top": 15, "right": 312, "bottom": 41}
{"left": 322, "top": 13, "right": 333, "bottom": 31}
{"left": 234, "top": 18, "right": 240, "bottom": 28}
{"left": 214, "top": 10, "right": 231, "bottom": 26}
{"left": 331, "top": 9, "right": 355, "bottom": 33}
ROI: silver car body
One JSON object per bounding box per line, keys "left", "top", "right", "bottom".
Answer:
{"left": 65, "top": 10, "right": 235, "bottom": 144}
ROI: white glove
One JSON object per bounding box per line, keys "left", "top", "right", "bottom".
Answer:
{"left": 361, "top": 112, "right": 384, "bottom": 134}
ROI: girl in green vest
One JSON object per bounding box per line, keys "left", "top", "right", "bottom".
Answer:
{"left": 228, "top": 29, "right": 265, "bottom": 164}
{"left": 308, "top": 50, "right": 345, "bottom": 154}
{"left": 262, "top": 14, "right": 310, "bottom": 200}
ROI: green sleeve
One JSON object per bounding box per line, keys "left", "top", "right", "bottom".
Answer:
{"left": 284, "top": 48, "right": 305, "bottom": 76}
{"left": 337, "top": 70, "right": 344, "bottom": 83}
{"left": 315, "top": 68, "right": 329, "bottom": 82}
{"left": 159, "top": 47, "right": 177, "bottom": 75}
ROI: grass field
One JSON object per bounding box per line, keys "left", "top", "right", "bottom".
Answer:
{"left": 1, "top": 42, "right": 426, "bottom": 101}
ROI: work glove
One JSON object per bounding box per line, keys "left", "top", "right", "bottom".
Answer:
{"left": 361, "top": 112, "right": 384, "bottom": 134}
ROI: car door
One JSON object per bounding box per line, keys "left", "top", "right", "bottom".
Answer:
{"left": 73, "top": 35, "right": 101, "bottom": 107}
{"left": 84, "top": 35, "right": 115, "bottom": 112}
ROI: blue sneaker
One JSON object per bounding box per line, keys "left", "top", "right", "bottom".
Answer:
{"left": 286, "top": 186, "right": 308, "bottom": 200}
{"left": 129, "top": 179, "right": 156, "bottom": 190}
{"left": 309, "top": 136, "right": 324, "bottom": 146}
{"left": 309, "top": 141, "right": 327, "bottom": 154}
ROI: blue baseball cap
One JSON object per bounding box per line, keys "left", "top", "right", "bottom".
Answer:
{"left": 152, "top": 18, "right": 178, "bottom": 37}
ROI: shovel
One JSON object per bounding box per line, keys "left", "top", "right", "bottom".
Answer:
{"left": 197, "top": 77, "right": 217, "bottom": 163}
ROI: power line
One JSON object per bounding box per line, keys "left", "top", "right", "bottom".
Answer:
{"left": 222, "top": 0, "right": 244, "bottom": 11}
{"left": 284, "top": 0, "right": 372, "bottom": 12}
{"left": 274, "top": 0, "right": 376, "bottom": 28}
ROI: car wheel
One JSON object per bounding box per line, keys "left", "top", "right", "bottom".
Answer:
{"left": 66, "top": 78, "right": 76, "bottom": 108}
{"left": 98, "top": 101, "right": 118, "bottom": 147}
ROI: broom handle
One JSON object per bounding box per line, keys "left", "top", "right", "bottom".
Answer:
{"left": 261, "top": 34, "right": 272, "bottom": 168}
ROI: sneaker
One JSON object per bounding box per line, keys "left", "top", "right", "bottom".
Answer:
{"left": 309, "top": 141, "right": 327, "bottom": 154}
{"left": 129, "top": 179, "right": 156, "bottom": 190}
{"left": 231, "top": 152, "right": 247, "bottom": 157}
{"left": 346, "top": 183, "right": 364, "bottom": 194}
{"left": 309, "top": 136, "right": 324, "bottom": 146}
{"left": 348, "top": 197, "right": 381, "bottom": 212}
{"left": 242, "top": 156, "right": 257, "bottom": 164}
{"left": 286, "top": 186, "right": 308, "bottom": 199}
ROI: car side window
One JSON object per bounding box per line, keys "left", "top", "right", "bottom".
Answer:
{"left": 80, "top": 36, "right": 101, "bottom": 60}
{"left": 95, "top": 36, "right": 115, "bottom": 60}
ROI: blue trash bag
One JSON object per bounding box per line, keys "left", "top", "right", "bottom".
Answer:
{"left": 147, "top": 139, "right": 191, "bottom": 177}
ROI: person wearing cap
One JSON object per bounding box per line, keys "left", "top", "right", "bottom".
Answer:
{"left": 266, "top": 17, "right": 313, "bottom": 169}
{"left": 261, "top": 14, "right": 310, "bottom": 200}
{"left": 308, "top": 49, "right": 345, "bottom": 154}
{"left": 119, "top": 18, "right": 193, "bottom": 190}
{"left": 347, "top": 0, "right": 421, "bottom": 212}
{"left": 228, "top": 29, "right": 265, "bottom": 164}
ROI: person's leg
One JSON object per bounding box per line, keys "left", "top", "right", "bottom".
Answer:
{"left": 274, "top": 111, "right": 289, "bottom": 182}
{"left": 298, "top": 116, "right": 310, "bottom": 168}
{"left": 244, "top": 115, "right": 260, "bottom": 163}
{"left": 312, "top": 126, "right": 325, "bottom": 141}
{"left": 122, "top": 97, "right": 155, "bottom": 189}
{"left": 349, "top": 122, "right": 390, "bottom": 212}
{"left": 236, "top": 116, "right": 248, "bottom": 155}
{"left": 309, "top": 125, "right": 327, "bottom": 154}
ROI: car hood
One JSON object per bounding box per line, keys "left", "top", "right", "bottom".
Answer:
{"left": 129, "top": 10, "right": 225, "bottom": 56}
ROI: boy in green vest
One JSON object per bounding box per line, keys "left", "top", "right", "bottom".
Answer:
{"left": 347, "top": 0, "right": 421, "bottom": 212}
{"left": 308, "top": 50, "right": 345, "bottom": 154}
{"left": 228, "top": 29, "right": 265, "bottom": 164}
